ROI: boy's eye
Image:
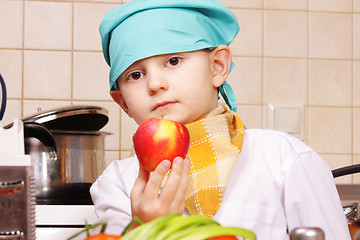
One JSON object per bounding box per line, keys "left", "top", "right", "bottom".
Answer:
{"left": 167, "top": 57, "right": 181, "bottom": 66}
{"left": 127, "top": 72, "right": 143, "bottom": 81}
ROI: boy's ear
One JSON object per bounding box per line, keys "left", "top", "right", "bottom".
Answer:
{"left": 110, "top": 90, "right": 130, "bottom": 114}
{"left": 210, "top": 45, "right": 232, "bottom": 88}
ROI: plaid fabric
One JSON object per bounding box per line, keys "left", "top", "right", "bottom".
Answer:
{"left": 184, "top": 105, "right": 245, "bottom": 217}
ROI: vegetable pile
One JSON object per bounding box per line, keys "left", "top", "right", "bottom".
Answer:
{"left": 67, "top": 213, "right": 256, "bottom": 240}
{"left": 121, "top": 213, "right": 256, "bottom": 240}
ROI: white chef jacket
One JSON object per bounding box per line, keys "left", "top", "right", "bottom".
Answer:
{"left": 90, "top": 129, "right": 351, "bottom": 240}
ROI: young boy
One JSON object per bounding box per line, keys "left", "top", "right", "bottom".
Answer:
{"left": 90, "top": 0, "right": 351, "bottom": 239}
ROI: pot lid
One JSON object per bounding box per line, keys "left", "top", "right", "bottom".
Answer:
{"left": 22, "top": 105, "right": 109, "bottom": 131}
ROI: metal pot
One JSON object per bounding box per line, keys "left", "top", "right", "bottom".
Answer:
{"left": 22, "top": 105, "right": 111, "bottom": 205}
{"left": 51, "top": 130, "right": 108, "bottom": 184}
{"left": 333, "top": 165, "right": 360, "bottom": 240}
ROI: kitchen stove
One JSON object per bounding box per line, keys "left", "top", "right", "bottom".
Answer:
{"left": 36, "top": 204, "right": 97, "bottom": 240}
{"left": 0, "top": 97, "right": 108, "bottom": 239}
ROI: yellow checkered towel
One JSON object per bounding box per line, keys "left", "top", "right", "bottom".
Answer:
{"left": 184, "top": 105, "right": 245, "bottom": 217}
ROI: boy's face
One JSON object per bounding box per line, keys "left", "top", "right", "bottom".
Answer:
{"left": 111, "top": 48, "right": 228, "bottom": 125}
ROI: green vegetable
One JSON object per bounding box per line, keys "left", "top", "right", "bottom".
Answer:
{"left": 122, "top": 213, "right": 178, "bottom": 240}
{"left": 170, "top": 226, "right": 256, "bottom": 240}
{"left": 154, "top": 215, "right": 219, "bottom": 240}
{"left": 120, "top": 213, "right": 256, "bottom": 240}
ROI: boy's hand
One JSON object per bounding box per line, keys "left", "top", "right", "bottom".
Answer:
{"left": 130, "top": 157, "right": 191, "bottom": 223}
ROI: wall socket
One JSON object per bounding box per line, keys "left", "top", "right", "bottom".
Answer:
{"left": 267, "top": 102, "right": 304, "bottom": 140}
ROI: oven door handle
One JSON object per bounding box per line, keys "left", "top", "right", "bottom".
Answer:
{"left": 332, "top": 164, "right": 360, "bottom": 178}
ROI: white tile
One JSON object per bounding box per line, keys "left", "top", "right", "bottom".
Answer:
{"left": 121, "top": 150, "right": 133, "bottom": 159}
{"left": 355, "top": 0, "right": 360, "bottom": 12}
{"left": 0, "top": 50, "right": 22, "bottom": 98}
{"left": 309, "top": 0, "right": 352, "bottom": 12}
{"left": 264, "top": 0, "right": 307, "bottom": 10}
{"left": 22, "top": 100, "right": 71, "bottom": 118}
{"left": 354, "top": 14, "right": 360, "bottom": 60}
{"left": 309, "top": 12, "right": 352, "bottom": 59}
{"left": 219, "top": 0, "right": 262, "bottom": 8}
{"left": 354, "top": 108, "right": 360, "bottom": 154}
{"left": 308, "top": 107, "right": 352, "bottom": 154}
{"left": 264, "top": 10, "right": 307, "bottom": 58}
{"left": 230, "top": 9, "right": 262, "bottom": 57}
{"left": 24, "top": 1, "right": 72, "bottom": 50}
{"left": 263, "top": 58, "right": 307, "bottom": 103}
{"left": 302, "top": 106, "right": 309, "bottom": 144}
{"left": 74, "top": 3, "right": 118, "bottom": 51}
{"left": 309, "top": 59, "right": 352, "bottom": 106}
{"left": 237, "top": 105, "right": 263, "bottom": 129}
{"left": 73, "top": 100, "right": 120, "bottom": 151}
{"left": 354, "top": 155, "right": 360, "bottom": 184}
{"left": 1, "top": 99, "right": 22, "bottom": 127}
{"left": 76, "top": 0, "right": 120, "bottom": 3}
{"left": 73, "top": 52, "right": 111, "bottom": 101}
{"left": 120, "top": 110, "right": 138, "bottom": 151}
{"left": 321, "top": 154, "right": 352, "bottom": 184}
{"left": 104, "top": 150, "right": 120, "bottom": 168}
{"left": 355, "top": 61, "right": 360, "bottom": 106}
{"left": 0, "top": 0, "right": 23, "bottom": 48}
{"left": 334, "top": 175, "right": 352, "bottom": 185}
{"left": 227, "top": 57, "right": 262, "bottom": 104}
{"left": 24, "top": 51, "right": 72, "bottom": 99}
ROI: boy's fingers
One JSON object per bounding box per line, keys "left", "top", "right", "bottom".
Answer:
{"left": 130, "top": 166, "right": 149, "bottom": 201}
{"left": 159, "top": 157, "right": 186, "bottom": 204}
{"left": 169, "top": 158, "right": 191, "bottom": 210}
{"left": 142, "top": 160, "right": 171, "bottom": 199}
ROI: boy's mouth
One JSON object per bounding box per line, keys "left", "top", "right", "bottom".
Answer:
{"left": 152, "top": 101, "right": 177, "bottom": 112}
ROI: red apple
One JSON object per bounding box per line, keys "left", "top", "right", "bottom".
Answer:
{"left": 133, "top": 118, "right": 190, "bottom": 172}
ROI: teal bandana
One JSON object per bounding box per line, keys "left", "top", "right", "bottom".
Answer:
{"left": 99, "top": 0, "right": 239, "bottom": 111}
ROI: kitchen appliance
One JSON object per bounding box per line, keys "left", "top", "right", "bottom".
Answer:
{"left": 6, "top": 105, "right": 111, "bottom": 205}
{"left": 25, "top": 106, "right": 110, "bottom": 239}
{"left": 0, "top": 120, "right": 36, "bottom": 240}
{"left": 1, "top": 75, "right": 105, "bottom": 238}
{"left": 22, "top": 106, "right": 111, "bottom": 239}
{"left": 333, "top": 165, "right": 360, "bottom": 240}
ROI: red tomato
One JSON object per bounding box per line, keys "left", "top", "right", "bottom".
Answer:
{"left": 207, "top": 236, "right": 238, "bottom": 240}
{"left": 85, "top": 233, "right": 121, "bottom": 240}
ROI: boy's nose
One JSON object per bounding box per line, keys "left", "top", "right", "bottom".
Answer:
{"left": 147, "top": 73, "right": 169, "bottom": 95}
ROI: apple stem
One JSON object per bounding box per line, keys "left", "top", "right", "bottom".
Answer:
{"left": 161, "top": 115, "right": 164, "bottom": 119}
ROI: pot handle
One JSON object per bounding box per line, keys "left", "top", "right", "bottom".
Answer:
{"left": 332, "top": 164, "right": 360, "bottom": 178}
{"left": 24, "top": 122, "right": 56, "bottom": 150}
{"left": 0, "top": 74, "right": 7, "bottom": 121}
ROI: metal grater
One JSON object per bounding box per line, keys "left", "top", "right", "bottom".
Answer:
{"left": 0, "top": 120, "right": 36, "bottom": 240}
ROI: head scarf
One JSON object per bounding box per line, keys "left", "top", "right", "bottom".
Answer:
{"left": 99, "top": 0, "right": 239, "bottom": 111}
